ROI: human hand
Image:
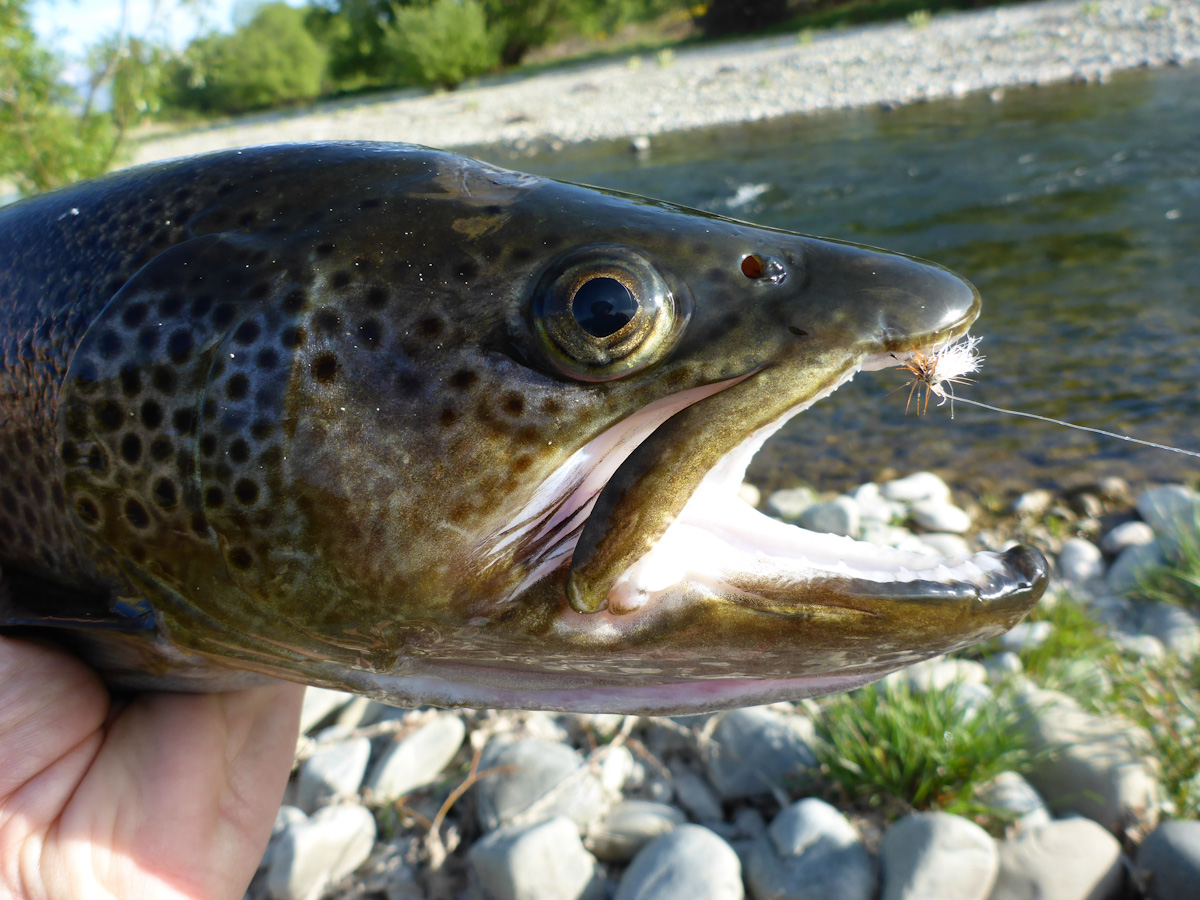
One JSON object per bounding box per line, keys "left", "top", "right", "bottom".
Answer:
{"left": 0, "top": 632, "right": 304, "bottom": 900}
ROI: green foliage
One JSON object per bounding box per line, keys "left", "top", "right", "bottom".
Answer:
{"left": 814, "top": 679, "right": 1037, "bottom": 829}
{"left": 482, "top": 0, "right": 561, "bottom": 66}
{"left": 0, "top": 0, "right": 119, "bottom": 194}
{"left": 384, "top": 0, "right": 502, "bottom": 88}
{"left": 168, "top": 3, "right": 328, "bottom": 114}
{"left": 1139, "top": 520, "right": 1200, "bottom": 610}
{"left": 306, "top": 0, "right": 397, "bottom": 84}
{"left": 700, "top": 0, "right": 790, "bottom": 37}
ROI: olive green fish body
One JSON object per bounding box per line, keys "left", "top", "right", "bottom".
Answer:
{"left": 0, "top": 143, "right": 1046, "bottom": 713}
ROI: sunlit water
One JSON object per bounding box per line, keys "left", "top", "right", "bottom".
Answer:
{"left": 481, "top": 63, "right": 1200, "bottom": 496}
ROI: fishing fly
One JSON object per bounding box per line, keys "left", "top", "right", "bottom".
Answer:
{"left": 895, "top": 336, "right": 1200, "bottom": 460}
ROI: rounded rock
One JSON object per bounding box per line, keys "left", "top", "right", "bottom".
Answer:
{"left": 366, "top": 713, "right": 466, "bottom": 803}
{"left": 797, "top": 496, "right": 860, "bottom": 537}
{"left": 588, "top": 800, "right": 687, "bottom": 863}
{"left": 1136, "top": 484, "right": 1200, "bottom": 552}
{"left": 745, "top": 798, "right": 876, "bottom": 900}
{"left": 1106, "top": 541, "right": 1164, "bottom": 596}
{"left": 974, "top": 772, "right": 1050, "bottom": 831}
{"left": 615, "top": 825, "right": 743, "bottom": 900}
{"left": 475, "top": 738, "right": 606, "bottom": 832}
{"left": 296, "top": 736, "right": 372, "bottom": 813}
{"left": 1137, "top": 603, "right": 1200, "bottom": 662}
{"left": 996, "top": 621, "right": 1053, "bottom": 653}
{"left": 1056, "top": 538, "right": 1104, "bottom": 583}
{"left": 910, "top": 500, "right": 971, "bottom": 534}
{"left": 881, "top": 811, "right": 997, "bottom": 900}
{"left": 267, "top": 804, "right": 377, "bottom": 900}
{"left": 1138, "top": 819, "right": 1200, "bottom": 900}
{"left": 989, "top": 817, "right": 1123, "bottom": 900}
{"left": 882, "top": 472, "right": 951, "bottom": 504}
{"left": 766, "top": 486, "right": 819, "bottom": 521}
{"left": 469, "top": 816, "right": 604, "bottom": 900}
{"left": 705, "top": 707, "right": 819, "bottom": 800}
{"left": 1100, "top": 520, "right": 1155, "bottom": 556}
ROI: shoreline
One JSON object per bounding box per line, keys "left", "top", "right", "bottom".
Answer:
{"left": 133, "top": 0, "right": 1200, "bottom": 166}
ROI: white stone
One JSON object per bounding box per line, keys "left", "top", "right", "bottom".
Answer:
{"left": 299, "top": 687, "right": 353, "bottom": 735}
{"left": 1056, "top": 538, "right": 1104, "bottom": 583}
{"left": 470, "top": 816, "right": 603, "bottom": 900}
{"left": 295, "top": 737, "right": 371, "bottom": 813}
{"left": 738, "top": 482, "right": 762, "bottom": 508}
{"left": 267, "top": 804, "right": 377, "bottom": 900}
{"left": 366, "top": 714, "right": 466, "bottom": 802}
{"left": 989, "top": 818, "right": 1123, "bottom": 900}
{"left": 798, "top": 496, "right": 861, "bottom": 537}
{"left": 1100, "top": 520, "right": 1155, "bottom": 555}
{"left": 1106, "top": 541, "right": 1165, "bottom": 595}
{"left": 910, "top": 500, "right": 971, "bottom": 534}
{"left": 1012, "top": 490, "right": 1054, "bottom": 518}
{"left": 766, "top": 486, "right": 818, "bottom": 521}
{"left": 917, "top": 533, "right": 972, "bottom": 558}
{"left": 880, "top": 812, "right": 997, "bottom": 900}
{"left": 881, "top": 471, "right": 951, "bottom": 504}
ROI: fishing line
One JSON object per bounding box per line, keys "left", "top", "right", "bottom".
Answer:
{"left": 898, "top": 336, "right": 1200, "bottom": 460}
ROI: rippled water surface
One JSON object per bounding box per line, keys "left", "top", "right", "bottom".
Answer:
{"left": 483, "top": 64, "right": 1200, "bottom": 494}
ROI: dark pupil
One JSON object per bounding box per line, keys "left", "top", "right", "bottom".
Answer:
{"left": 571, "top": 277, "right": 638, "bottom": 338}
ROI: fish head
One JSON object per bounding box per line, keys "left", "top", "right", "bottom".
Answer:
{"left": 58, "top": 145, "right": 1046, "bottom": 712}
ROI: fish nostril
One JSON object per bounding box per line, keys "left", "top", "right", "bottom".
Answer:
{"left": 741, "top": 254, "right": 787, "bottom": 284}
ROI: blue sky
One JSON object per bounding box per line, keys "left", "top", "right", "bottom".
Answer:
{"left": 31, "top": 0, "right": 267, "bottom": 58}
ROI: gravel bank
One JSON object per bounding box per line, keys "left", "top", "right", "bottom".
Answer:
{"left": 133, "top": 0, "right": 1200, "bottom": 167}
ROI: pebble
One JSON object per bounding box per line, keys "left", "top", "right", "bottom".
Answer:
{"left": 1056, "top": 538, "right": 1105, "bottom": 583}
{"left": 1017, "top": 689, "right": 1161, "bottom": 834}
{"left": 988, "top": 818, "right": 1124, "bottom": 900}
{"left": 766, "top": 486, "right": 818, "bottom": 521}
{"left": 1100, "top": 520, "right": 1155, "bottom": 555}
{"left": 916, "top": 532, "right": 972, "bottom": 558}
{"left": 996, "top": 621, "right": 1053, "bottom": 653}
{"left": 588, "top": 800, "right": 687, "bottom": 863}
{"left": 879, "top": 811, "right": 997, "bottom": 900}
{"left": 1137, "top": 819, "right": 1200, "bottom": 900}
{"left": 974, "top": 771, "right": 1050, "bottom": 831}
{"left": 1136, "top": 484, "right": 1200, "bottom": 553}
{"left": 475, "top": 738, "right": 606, "bottom": 832}
{"left": 296, "top": 736, "right": 372, "bottom": 813}
{"left": 745, "top": 798, "right": 876, "bottom": 900}
{"left": 738, "top": 482, "right": 762, "bottom": 508}
{"left": 797, "top": 496, "right": 860, "bottom": 536}
{"left": 1012, "top": 490, "right": 1053, "bottom": 518}
{"left": 299, "top": 687, "right": 352, "bottom": 735}
{"left": 895, "top": 657, "right": 986, "bottom": 693}
{"left": 1112, "top": 632, "right": 1167, "bottom": 660}
{"left": 267, "top": 804, "right": 377, "bottom": 900}
{"left": 1137, "top": 602, "right": 1200, "bottom": 662}
{"left": 850, "top": 481, "right": 906, "bottom": 524}
{"left": 470, "top": 816, "right": 604, "bottom": 900}
{"left": 982, "top": 652, "right": 1023, "bottom": 683}
{"left": 668, "top": 764, "right": 724, "bottom": 822}
{"left": 881, "top": 471, "right": 951, "bottom": 504}
{"left": 910, "top": 500, "right": 971, "bottom": 534}
{"left": 705, "top": 707, "right": 819, "bottom": 800}
{"left": 1105, "top": 541, "right": 1164, "bottom": 595}
{"left": 615, "top": 825, "right": 743, "bottom": 900}
{"left": 365, "top": 714, "right": 466, "bottom": 803}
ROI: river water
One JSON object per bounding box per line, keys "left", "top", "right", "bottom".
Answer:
{"left": 483, "top": 63, "right": 1200, "bottom": 496}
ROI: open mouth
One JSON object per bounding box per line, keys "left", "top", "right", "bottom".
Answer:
{"left": 493, "top": 339, "right": 1048, "bottom": 623}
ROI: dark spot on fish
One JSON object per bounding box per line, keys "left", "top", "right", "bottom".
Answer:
{"left": 122, "top": 303, "right": 148, "bottom": 328}
{"left": 138, "top": 327, "right": 159, "bottom": 352}
{"left": 167, "top": 330, "right": 194, "bottom": 362}
{"left": 516, "top": 425, "right": 540, "bottom": 445}
{"left": 440, "top": 408, "right": 457, "bottom": 427}
{"left": 512, "top": 455, "right": 532, "bottom": 473}
{"left": 173, "top": 408, "right": 197, "bottom": 435}
{"left": 120, "top": 433, "right": 142, "bottom": 464}
{"left": 130, "top": 544, "right": 148, "bottom": 564}
{"left": 141, "top": 400, "right": 163, "bottom": 429}
{"left": 418, "top": 317, "right": 443, "bottom": 338}
{"left": 316, "top": 242, "right": 336, "bottom": 256}
{"left": 229, "top": 439, "right": 250, "bottom": 463}
{"left": 256, "top": 348, "right": 279, "bottom": 368}
{"left": 542, "top": 398, "right": 563, "bottom": 415}
{"left": 501, "top": 393, "right": 524, "bottom": 417}
{"left": 366, "top": 286, "right": 389, "bottom": 309}
{"left": 212, "top": 304, "right": 236, "bottom": 329}
{"left": 226, "top": 373, "right": 250, "bottom": 401}
{"left": 95, "top": 400, "right": 124, "bottom": 432}
{"left": 249, "top": 281, "right": 270, "bottom": 300}
{"left": 153, "top": 478, "right": 177, "bottom": 509}
{"left": 509, "top": 246, "right": 534, "bottom": 263}
{"left": 282, "top": 288, "right": 306, "bottom": 313}
{"left": 0, "top": 489, "right": 16, "bottom": 514}
{"left": 119, "top": 365, "right": 141, "bottom": 398}
{"left": 358, "top": 319, "right": 381, "bottom": 347}
{"left": 199, "top": 433, "right": 217, "bottom": 456}
{"left": 311, "top": 353, "right": 339, "bottom": 383}
{"left": 190, "top": 295, "right": 214, "bottom": 319}
{"left": 150, "top": 437, "right": 172, "bottom": 462}
{"left": 234, "top": 320, "right": 261, "bottom": 345}
{"left": 229, "top": 546, "right": 253, "bottom": 569}
{"left": 152, "top": 366, "right": 176, "bottom": 394}
{"left": 359, "top": 197, "right": 382, "bottom": 209}
{"left": 250, "top": 419, "right": 273, "bottom": 440}
{"left": 450, "top": 369, "right": 477, "bottom": 390}
{"left": 97, "top": 330, "right": 123, "bottom": 359}
{"left": 234, "top": 479, "right": 259, "bottom": 505}
{"left": 177, "top": 450, "right": 195, "bottom": 478}
{"left": 398, "top": 372, "right": 422, "bottom": 395}
{"left": 331, "top": 270, "right": 352, "bottom": 289}
{"left": 314, "top": 309, "right": 341, "bottom": 334}
{"left": 203, "top": 398, "right": 218, "bottom": 421}
{"left": 280, "top": 325, "right": 306, "bottom": 349}
{"left": 237, "top": 211, "right": 256, "bottom": 228}
{"left": 205, "top": 487, "right": 224, "bottom": 508}
{"left": 61, "top": 442, "right": 78, "bottom": 466}
{"left": 76, "top": 497, "right": 100, "bottom": 524}
{"left": 788, "top": 325, "right": 809, "bottom": 337}
{"left": 458, "top": 260, "right": 479, "bottom": 281}
{"left": 14, "top": 433, "right": 30, "bottom": 457}
{"left": 124, "top": 499, "right": 149, "bottom": 529}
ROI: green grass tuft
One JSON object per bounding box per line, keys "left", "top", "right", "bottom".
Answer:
{"left": 812, "top": 679, "right": 1037, "bottom": 830}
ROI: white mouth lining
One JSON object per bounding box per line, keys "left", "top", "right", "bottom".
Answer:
{"left": 494, "top": 347, "right": 1003, "bottom": 613}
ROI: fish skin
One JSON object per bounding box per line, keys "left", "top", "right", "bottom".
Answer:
{"left": 0, "top": 142, "right": 1047, "bottom": 714}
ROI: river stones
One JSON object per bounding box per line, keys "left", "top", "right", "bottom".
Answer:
{"left": 615, "top": 825, "right": 743, "bottom": 900}
{"left": 296, "top": 736, "right": 372, "bottom": 813}
{"left": 469, "top": 816, "right": 605, "bottom": 900}
{"left": 879, "top": 812, "right": 997, "bottom": 900}
{"left": 365, "top": 713, "right": 466, "bottom": 803}
{"left": 704, "top": 707, "right": 820, "bottom": 800}
{"left": 1137, "top": 819, "right": 1200, "bottom": 900}
{"left": 267, "top": 804, "right": 377, "bottom": 900}
{"left": 475, "top": 738, "right": 606, "bottom": 832}
{"left": 988, "top": 818, "right": 1124, "bottom": 900}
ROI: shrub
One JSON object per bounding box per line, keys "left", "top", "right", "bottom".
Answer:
{"left": 168, "top": 3, "right": 328, "bottom": 114}
{"left": 385, "top": 0, "right": 502, "bottom": 88}
{"left": 699, "top": 0, "right": 791, "bottom": 36}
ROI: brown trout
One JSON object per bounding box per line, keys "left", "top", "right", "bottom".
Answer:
{"left": 0, "top": 143, "right": 1046, "bottom": 714}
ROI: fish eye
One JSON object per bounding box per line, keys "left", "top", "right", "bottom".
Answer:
{"left": 532, "top": 245, "right": 688, "bottom": 382}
